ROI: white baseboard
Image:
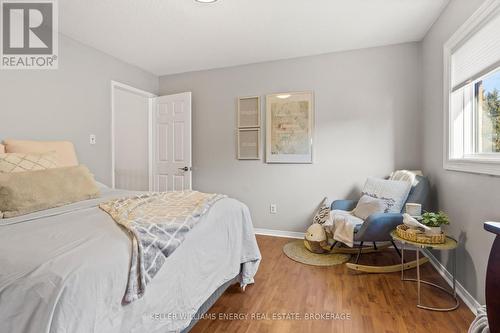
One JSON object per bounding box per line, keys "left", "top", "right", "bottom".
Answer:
{"left": 254, "top": 228, "right": 304, "bottom": 239}
{"left": 422, "top": 249, "right": 481, "bottom": 315}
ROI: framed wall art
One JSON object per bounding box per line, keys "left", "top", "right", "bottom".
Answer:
{"left": 237, "top": 96, "right": 260, "bottom": 128}
{"left": 237, "top": 128, "right": 260, "bottom": 160}
{"left": 265, "top": 91, "right": 314, "bottom": 163}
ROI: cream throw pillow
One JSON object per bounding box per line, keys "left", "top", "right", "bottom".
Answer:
{"left": 3, "top": 140, "right": 78, "bottom": 167}
{"left": 0, "top": 152, "right": 58, "bottom": 173}
{"left": 0, "top": 165, "right": 100, "bottom": 218}
{"left": 352, "top": 195, "right": 387, "bottom": 220}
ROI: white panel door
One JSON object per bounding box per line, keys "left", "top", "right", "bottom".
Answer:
{"left": 152, "top": 92, "right": 192, "bottom": 191}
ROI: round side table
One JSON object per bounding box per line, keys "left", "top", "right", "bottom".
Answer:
{"left": 390, "top": 231, "right": 459, "bottom": 312}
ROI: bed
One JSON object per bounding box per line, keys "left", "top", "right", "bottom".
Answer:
{"left": 0, "top": 183, "right": 261, "bottom": 333}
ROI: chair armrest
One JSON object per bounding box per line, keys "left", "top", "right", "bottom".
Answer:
{"left": 354, "top": 213, "right": 403, "bottom": 242}
{"left": 331, "top": 199, "right": 358, "bottom": 211}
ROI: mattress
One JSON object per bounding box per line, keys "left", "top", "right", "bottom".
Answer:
{"left": 0, "top": 186, "right": 261, "bottom": 333}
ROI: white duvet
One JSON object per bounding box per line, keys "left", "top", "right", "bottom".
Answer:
{"left": 0, "top": 187, "right": 261, "bottom": 333}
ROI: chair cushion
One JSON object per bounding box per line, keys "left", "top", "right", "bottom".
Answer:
{"left": 352, "top": 195, "right": 387, "bottom": 220}
{"left": 362, "top": 177, "right": 412, "bottom": 213}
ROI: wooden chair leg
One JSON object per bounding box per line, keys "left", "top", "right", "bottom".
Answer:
{"left": 355, "top": 241, "right": 364, "bottom": 264}
{"left": 373, "top": 242, "right": 377, "bottom": 251}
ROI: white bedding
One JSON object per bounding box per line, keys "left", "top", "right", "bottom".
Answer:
{"left": 0, "top": 187, "right": 261, "bottom": 333}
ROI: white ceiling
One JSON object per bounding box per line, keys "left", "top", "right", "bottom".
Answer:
{"left": 59, "top": 0, "right": 449, "bottom": 76}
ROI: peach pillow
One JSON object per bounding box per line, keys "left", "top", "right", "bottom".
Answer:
{"left": 3, "top": 139, "right": 78, "bottom": 167}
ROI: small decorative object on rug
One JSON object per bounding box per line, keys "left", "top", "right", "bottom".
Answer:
{"left": 421, "top": 211, "right": 450, "bottom": 235}
{"left": 304, "top": 197, "right": 333, "bottom": 253}
{"left": 304, "top": 223, "right": 329, "bottom": 254}
{"left": 284, "top": 240, "right": 350, "bottom": 266}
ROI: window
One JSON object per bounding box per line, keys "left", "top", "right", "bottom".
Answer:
{"left": 444, "top": 0, "right": 500, "bottom": 175}
{"left": 476, "top": 70, "right": 500, "bottom": 153}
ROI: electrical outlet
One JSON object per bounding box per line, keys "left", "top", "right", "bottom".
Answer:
{"left": 89, "top": 134, "right": 96, "bottom": 145}
{"left": 270, "top": 203, "right": 277, "bottom": 214}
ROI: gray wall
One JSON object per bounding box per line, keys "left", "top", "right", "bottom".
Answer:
{"left": 421, "top": 0, "right": 495, "bottom": 304}
{"left": 0, "top": 34, "right": 159, "bottom": 184}
{"left": 159, "top": 43, "right": 422, "bottom": 233}
{"left": 114, "top": 88, "right": 150, "bottom": 191}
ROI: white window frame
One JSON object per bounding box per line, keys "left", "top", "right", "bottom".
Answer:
{"left": 443, "top": 0, "right": 500, "bottom": 176}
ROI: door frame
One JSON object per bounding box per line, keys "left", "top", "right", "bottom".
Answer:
{"left": 110, "top": 80, "right": 156, "bottom": 190}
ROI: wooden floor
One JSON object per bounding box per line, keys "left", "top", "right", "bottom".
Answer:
{"left": 192, "top": 235, "right": 474, "bottom": 333}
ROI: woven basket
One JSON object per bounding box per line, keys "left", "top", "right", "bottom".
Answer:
{"left": 396, "top": 224, "right": 446, "bottom": 244}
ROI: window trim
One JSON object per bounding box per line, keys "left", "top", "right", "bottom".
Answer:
{"left": 443, "top": 0, "right": 500, "bottom": 176}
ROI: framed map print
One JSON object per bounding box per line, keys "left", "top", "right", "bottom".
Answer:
{"left": 265, "top": 91, "right": 314, "bottom": 163}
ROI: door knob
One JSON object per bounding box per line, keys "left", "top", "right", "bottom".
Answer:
{"left": 179, "top": 166, "right": 190, "bottom": 172}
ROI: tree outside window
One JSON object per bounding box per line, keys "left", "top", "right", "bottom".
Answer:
{"left": 475, "top": 70, "right": 500, "bottom": 153}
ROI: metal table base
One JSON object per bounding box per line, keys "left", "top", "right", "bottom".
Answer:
{"left": 401, "top": 242, "right": 459, "bottom": 312}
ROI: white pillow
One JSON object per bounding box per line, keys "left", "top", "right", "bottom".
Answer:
{"left": 362, "top": 177, "right": 412, "bottom": 213}
{"left": 352, "top": 195, "right": 387, "bottom": 220}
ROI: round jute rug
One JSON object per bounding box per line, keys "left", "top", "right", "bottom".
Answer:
{"left": 283, "top": 240, "right": 351, "bottom": 266}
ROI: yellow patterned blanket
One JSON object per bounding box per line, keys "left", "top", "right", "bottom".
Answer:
{"left": 99, "top": 191, "right": 226, "bottom": 304}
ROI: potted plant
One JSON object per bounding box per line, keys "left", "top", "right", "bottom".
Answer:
{"left": 421, "top": 211, "right": 450, "bottom": 235}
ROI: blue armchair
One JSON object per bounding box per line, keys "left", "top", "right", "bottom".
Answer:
{"left": 330, "top": 175, "right": 430, "bottom": 271}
